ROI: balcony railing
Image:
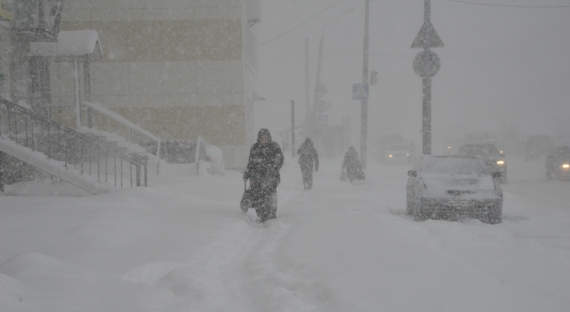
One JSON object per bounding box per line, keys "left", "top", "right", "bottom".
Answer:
{"left": 11, "top": 0, "right": 63, "bottom": 41}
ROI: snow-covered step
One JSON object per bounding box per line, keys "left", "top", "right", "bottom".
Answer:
{"left": 1, "top": 96, "right": 150, "bottom": 194}
{"left": 79, "top": 126, "right": 161, "bottom": 177}
{"left": 0, "top": 136, "right": 112, "bottom": 195}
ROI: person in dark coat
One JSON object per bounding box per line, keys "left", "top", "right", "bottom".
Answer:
{"left": 297, "top": 138, "right": 319, "bottom": 190}
{"left": 243, "top": 129, "right": 284, "bottom": 222}
{"left": 341, "top": 146, "right": 365, "bottom": 183}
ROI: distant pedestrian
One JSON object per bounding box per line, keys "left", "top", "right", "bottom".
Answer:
{"left": 341, "top": 146, "right": 365, "bottom": 183}
{"left": 297, "top": 138, "right": 319, "bottom": 190}
{"left": 243, "top": 129, "right": 284, "bottom": 222}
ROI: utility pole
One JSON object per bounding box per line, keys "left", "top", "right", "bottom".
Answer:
{"left": 412, "top": 0, "right": 444, "bottom": 155}
{"left": 304, "top": 38, "right": 312, "bottom": 139}
{"left": 291, "top": 100, "right": 296, "bottom": 158}
{"left": 360, "top": 0, "right": 370, "bottom": 169}
{"left": 313, "top": 34, "right": 325, "bottom": 142}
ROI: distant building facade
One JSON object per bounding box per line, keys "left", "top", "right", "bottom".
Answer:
{"left": 0, "top": 0, "right": 63, "bottom": 110}
{"left": 0, "top": 2, "right": 9, "bottom": 99}
{"left": 50, "top": 0, "right": 259, "bottom": 168}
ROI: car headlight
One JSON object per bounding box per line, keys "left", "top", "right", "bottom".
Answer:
{"left": 562, "top": 163, "right": 570, "bottom": 170}
{"left": 388, "top": 154, "right": 393, "bottom": 159}
{"left": 497, "top": 160, "right": 505, "bottom": 166}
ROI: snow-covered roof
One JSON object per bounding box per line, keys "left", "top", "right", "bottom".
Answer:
{"left": 29, "top": 30, "right": 103, "bottom": 59}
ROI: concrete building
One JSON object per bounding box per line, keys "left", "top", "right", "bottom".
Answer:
{"left": 1, "top": 0, "right": 64, "bottom": 116}
{"left": 50, "top": 0, "right": 260, "bottom": 168}
{"left": 0, "top": 0, "right": 12, "bottom": 99}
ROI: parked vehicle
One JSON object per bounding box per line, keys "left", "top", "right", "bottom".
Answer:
{"left": 406, "top": 156, "right": 503, "bottom": 224}
{"left": 546, "top": 146, "right": 570, "bottom": 180}
{"left": 457, "top": 143, "right": 507, "bottom": 183}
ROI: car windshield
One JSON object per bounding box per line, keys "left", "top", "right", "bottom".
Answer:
{"left": 421, "top": 157, "right": 487, "bottom": 176}
{"left": 459, "top": 144, "right": 501, "bottom": 158}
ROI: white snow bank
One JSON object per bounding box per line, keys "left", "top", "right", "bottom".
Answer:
{"left": 0, "top": 252, "right": 85, "bottom": 282}
{"left": 0, "top": 252, "right": 176, "bottom": 312}
{"left": 0, "top": 272, "right": 30, "bottom": 311}
{"left": 4, "top": 180, "right": 89, "bottom": 197}
{"left": 205, "top": 144, "right": 225, "bottom": 175}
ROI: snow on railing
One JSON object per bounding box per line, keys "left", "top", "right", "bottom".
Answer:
{"left": 83, "top": 101, "right": 162, "bottom": 174}
{"left": 0, "top": 97, "right": 149, "bottom": 191}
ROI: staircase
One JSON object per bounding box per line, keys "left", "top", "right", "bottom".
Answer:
{"left": 0, "top": 97, "right": 149, "bottom": 195}
{"left": 81, "top": 101, "right": 162, "bottom": 177}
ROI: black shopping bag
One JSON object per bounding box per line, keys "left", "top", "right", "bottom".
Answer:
{"left": 240, "top": 181, "right": 255, "bottom": 213}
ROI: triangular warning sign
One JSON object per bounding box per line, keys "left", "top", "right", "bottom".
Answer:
{"left": 411, "top": 21, "right": 444, "bottom": 49}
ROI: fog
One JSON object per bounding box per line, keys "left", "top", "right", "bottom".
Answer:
{"left": 3, "top": 1, "right": 570, "bottom": 311}
{"left": 257, "top": 0, "right": 570, "bottom": 151}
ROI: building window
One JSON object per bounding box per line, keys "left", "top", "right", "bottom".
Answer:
{"left": 12, "top": 0, "right": 62, "bottom": 40}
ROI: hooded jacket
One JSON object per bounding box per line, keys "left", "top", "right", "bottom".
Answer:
{"left": 244, "top": 129, "right": 284, "bottom": 184}
{"left": 297, "top": 138, "right": 319, "bottom": 171}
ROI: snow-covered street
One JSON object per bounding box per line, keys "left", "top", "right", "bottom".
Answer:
{"left": 1, "top": 158, "right": 569, "bottom": 312}
{"left": 4, "top": 1, "right": 570, "bottom": 311}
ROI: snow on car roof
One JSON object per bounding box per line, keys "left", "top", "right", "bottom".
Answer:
{"left": 458, "top": 143, "right": 501, "bottom": 157}
{"left": 419, "top": 156, "right": 488, "bottom": 176}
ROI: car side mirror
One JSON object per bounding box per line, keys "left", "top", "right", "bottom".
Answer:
{"left": 408, "top": 170, "right": 417, "bottom": 178}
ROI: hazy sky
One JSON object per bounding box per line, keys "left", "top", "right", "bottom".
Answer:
{"left": 255, "top": 0, "right": 570, "bottom": 150}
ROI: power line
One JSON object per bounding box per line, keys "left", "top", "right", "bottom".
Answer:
{"left": 443, "top": 0, "right": 570, "bottom": 9}
{"left": 260, "top": 0, "right": 351, "bottom": 47}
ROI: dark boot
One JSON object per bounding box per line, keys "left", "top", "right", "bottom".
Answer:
{"left": 301, "top": 167, "right": 313, "bottom": 190}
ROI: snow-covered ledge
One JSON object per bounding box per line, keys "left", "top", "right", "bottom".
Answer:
{"left": 29, "top": 30, "right": 103, "bottom": 60}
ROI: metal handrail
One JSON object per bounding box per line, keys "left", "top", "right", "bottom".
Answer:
{"left": 0, "top": 96, "right": 148, "bottom": 189}
{"left": 83, "top": 101, "right": 161, "bottom": 175}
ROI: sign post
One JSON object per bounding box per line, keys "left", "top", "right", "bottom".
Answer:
{"left": 360, "top": 0, "right": 370, "bottom": 169}
{"left": 291, "top": 100, "right": 295, "bottom": 158}
{"left": 411, "top": 0, "right": 444, "bottom": 155}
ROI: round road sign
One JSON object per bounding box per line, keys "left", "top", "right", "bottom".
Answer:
{"left": 413, "top": 49, "right": 441, "bottom": 78}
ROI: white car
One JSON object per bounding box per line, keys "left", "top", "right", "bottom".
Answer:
{"left": 406, "top": 156, "right": 503, "bottom": 224}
